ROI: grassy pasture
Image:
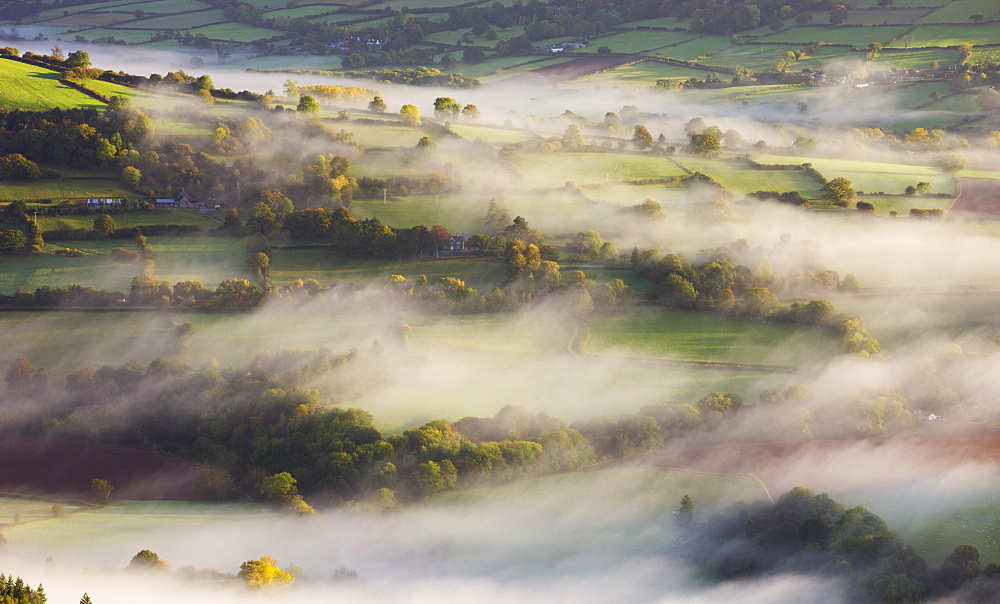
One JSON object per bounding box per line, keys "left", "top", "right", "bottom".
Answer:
{"left": 646, "top": 35, "right": 732, "bottom": 60}
{"left": 261, "top": 5, "right": 343, "bottom": 19}
{"left": 448, "top": 124, "right": 540, "bottom": 145}
{"left": 760, "top": 25, "right": 911, "bottom": 47}
{"left": 3, "top": 500, "right": 274, "bottom": 549}
{"left": 842, "top": 8, "right": 934, "bottom": 26}
{"left": 695, "top": 43, "right": 806, "bottom": 72}
{"left": 756, "top": 155, "right": 956, "bottom": 196}
{"left": 855, "top": 0, "right": 950, "bottom": 7}
{"left": 350, "top": 193, "right": 485, "bottom": 234}
{"left": 68, "top": 28, "right": 164, "bottom": 43}
{"left": 41, "top": 11, "right": 137, "bottom": 27}
{"left": 515, "top": 152, "right": 688, "bottom": 189}
{"left": 569, "top": 60, "right": 713, "bottom": 86}
{"left": 0, "top": 236, "right": 247, "bottom": 295}
{"left": 840, "top": 193, "right": 955, "bottom": 217}
{"left": 0, "top": 496, "right": 87, "bottom": 526}
{"left": 890, "top": 24, "right": 1000, "bottom": 48}
{"left": 78, "top": 78, "right": 150, "bottom": 100}
{"left": 189, "top": 22, "right": 282, "bottom": 42}
{"left": 675, "top": 157, "right": 826, "bottom": 198}
{"left": 0, "top": 178, "right": 133, "bottom": 202}
{"left": 479, "top": 57, "right": 575, "bottom": 82}
{"left": 587, "top": 306, "right": 841, "bottom": 367}
{"left": 843, "top": 482, "right": 1000, "bottom": 566}
{"left": 37, "top": 210, "right": 219, "bottom": 233}
{"left": 916, "top": 0, "right": 1000, "bottom": 24}
{"left": 118, "top": 8, "right": 227, "bottom": 29}
{"left": 451, "top": 56, "right": 552, "bottom": 78}
{"left": 626, "top": 16, "right": 687, "bottom": 28}
{"left": 341, "top": 122, "right": 436, "bottom": 148}
{"left": 0, "top": 59, "right": 105, "bottom": 111}
{"left": 578, "top": 30, "right": 699, "bottom": 54}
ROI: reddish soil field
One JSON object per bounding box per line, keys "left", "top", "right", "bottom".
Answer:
{"left": 498, "top": 57, "right": 632, "bottom": 85}
{"left": 604, "top": 426, "right": 1000, "bottom": 497}
{"left": 0, "top": 435, "right": 199, "bottom": 501}
{"left": 950, "top": 178, "right": 1000, "bottom": 218}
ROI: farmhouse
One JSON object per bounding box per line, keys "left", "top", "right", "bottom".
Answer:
{"left": 444, "top": 235, "right": 467, "bottom": 252}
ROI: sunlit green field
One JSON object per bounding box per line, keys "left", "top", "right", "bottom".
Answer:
{"left": 675, "top": 157, "right": 826, "bottom": 198}
{"left": 757, "top": 155, "right": 957, "bottom": 196}
{"left": 516, "top": 153, "right": 689, "bottom": 189}
{"left": 0, "top": 496, "right": 87, "bottom": 525}
{"left": 0, "top": 59, "right": 106, "bottom": 111}
{"left": 0, "top": 178, "right": 133, "bottom": 202}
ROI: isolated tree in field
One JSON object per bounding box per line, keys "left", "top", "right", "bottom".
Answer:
{"left": 632, "top": 124, "right": 654, "bottom": 150}
{"left": 90, "top": 478, "right": 114, "bottom": 503}
{"left": 822, "top": 177, "right": 856, "bottom": 206}
{"left": 80, "top": 594, "right": 93, "bottom": 604}
{"left": 128, "top": 549, "right": 170, "bottom": 571}
{"left": 415, "top": 136, "right": 437, "bottom": 154}
{"left": 65, "top": 49, "right": 91, "bottom": 69}
{"left": 687, "top": 132, "right": 721, "bottom": 157}
{"left": 684, "top": 117, "right": 707, "bottom": 135}
{"left": 239, "top": 555, "right": 295, "bottom": 588}
{"left": 562, "top": 124, "right": 584, "bottom": 150}
{"left": 461, "top": 104, "right": 480, "bottom": 122}
{"left": 296, "top": 95, "right": 320, "bottom": 113}
{"left": 5, "top": 358, "right": 36, "bottom": 391}
{"left": 368, "top": 96, "right": 386, "bottom": 113}
{"left": 483, "top": 199, "right": 511, "bottom": 234}
{"left": 433, "top": 96, "right": 461, "bottom": 120}
{"left": 248, "top": 252, "right": 270, "bottom": 283}
{"left": 829, "top": 4, "right": 848, "bottom": 25}
{"left": 940, "top": 152, "right": 966, "bottom": 172}
{"left": 676, "top": 494, "right": 694, "bottom": 528}
{"left": 400, "top": 104, "right": 421, "bottom": 125}
{"left": 93, "top": 213, "right": 116, "bottom": 236}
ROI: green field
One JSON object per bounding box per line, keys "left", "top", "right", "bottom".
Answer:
{"left": 675, "top": 156, "right": 826, "bottom": 198}
{"left": 757, "top": 155, "right": 957, "bottom": 196}
{"left": 342, "top": 122, "right": 437, "bottom": 148}
{"left": 449, "top": 124, "right": 540, "bottom": 145}
{"left": 646, "top": 35, "right": 732, "bottom": 61}
{"left": 916, "top": 0, "right": 1000, "bottom": 24}
{"left": 189, "top": 22, "right": 282, "bottom": 42}
{"left": 516, "top": 152, "right": 688, "bottom": 189}
{"left": 0, "top": 496, "right": 87, "bottom": 525}
{"left": 0, "top": 178, "right": 133, "bottom": 202}
{"left": 38, "top": 209, "right": 219, "bottom": 233}
{"left": 843, "top": 8, "right": 933, "bottom": 26}
{"left": 0, "top": 59, "right": 106, "bottom": 111}
{"left": 843, "top": 482, "right": 1000, "bottom": 566}
{"left": 761, "top": 25, "right": 911, "bottom": 48}
{"left": 571, "top": 60, "right": 715, "bottom": 86}
{"left": 695, "top": 43, "right": 809, "bottom": 72}
{"left": 3, "top": 500, "right": 274, "bottom": 550}
{"left": 890, "top": 24, "right": 1000, "bottom": 48}
{"left": 579, "top": 30, "right": 699, "bottom": 54}
{"left": 588, "top": 306, "right": 841, "bottom": 368}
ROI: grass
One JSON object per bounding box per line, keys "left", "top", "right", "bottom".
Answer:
{"left": 571, "top": 60, "right": 715, "bottom": 86}
{"left": 645, "top": 35, "right": 733, "bottom": 61}
{"left": 0, "top": 178, "right": 134, "bottom": 202}
{"left": 3, "top": 500, "right": 274, "bottom": 549}
{"left": 916, "top": 0, "right": 1000, "bottom": 24}
{"left": 854, "top": 194, "right": 956, "bottom": 216}
{"left": 675, "top": 156, "right": 826, "bottom": 198}
{"left": 587, "top": 306, "right": 841, "bottom": 368}
{"left": 426, "top": 467, "right": 772, "bottom": 560}
{"left": 448, "top": 124, "right": 540, "bottom": 145}
{"left": 842, "top": 8, "right": 934, "bottom": 26}
{"left": 0, "top": 496, "right": 87, "bottom": 525}
{"left": 188, "top": 22, "right": 282, "bottom": 42}
{"left": 269, "top": 252, "right": 511, "bottom": 290}
{"left": 756, "top": 155, "right": 957, "bottom": 196}
{"left": 341, "top": 122, "right": 437, "bottom": 148}
{"left": 578, "top": 30, "right": 700, "bottom": 54}
{"left": 37, "top": 210, "right": 219, "bottom": 233}
{"left": 695, "top": 43, "right": 810, "bottom": 72}
{"left": 0, "top": 59, "right": 106, "bottom": 111}
{"left": 889, "top": 24, "right": 1000, "bottom": 48}
{"left": 760, "top": 25, "right": 912, "bottom": 48}
{"left": 445, "top": 56, "right": 547, "bottom": 78}
{"left": 117, "top": 8, "right": 227, "bottom": 29}
{"left": 842, "top": 482, "right": 1000, "bottom": 566}
{"left": 515, "top": 152, "right": 689, "bottom": 189}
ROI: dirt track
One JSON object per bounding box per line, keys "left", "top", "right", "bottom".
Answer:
{"left": 950, "top": 178, "right": 1000, "bottom": 218}
{"left": 0, "top": 435, "right": 199, "bottom": 501}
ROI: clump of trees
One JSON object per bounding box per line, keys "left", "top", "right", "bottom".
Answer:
{"left": 678, "top": 487, "right": 1000, "bottom": 602}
